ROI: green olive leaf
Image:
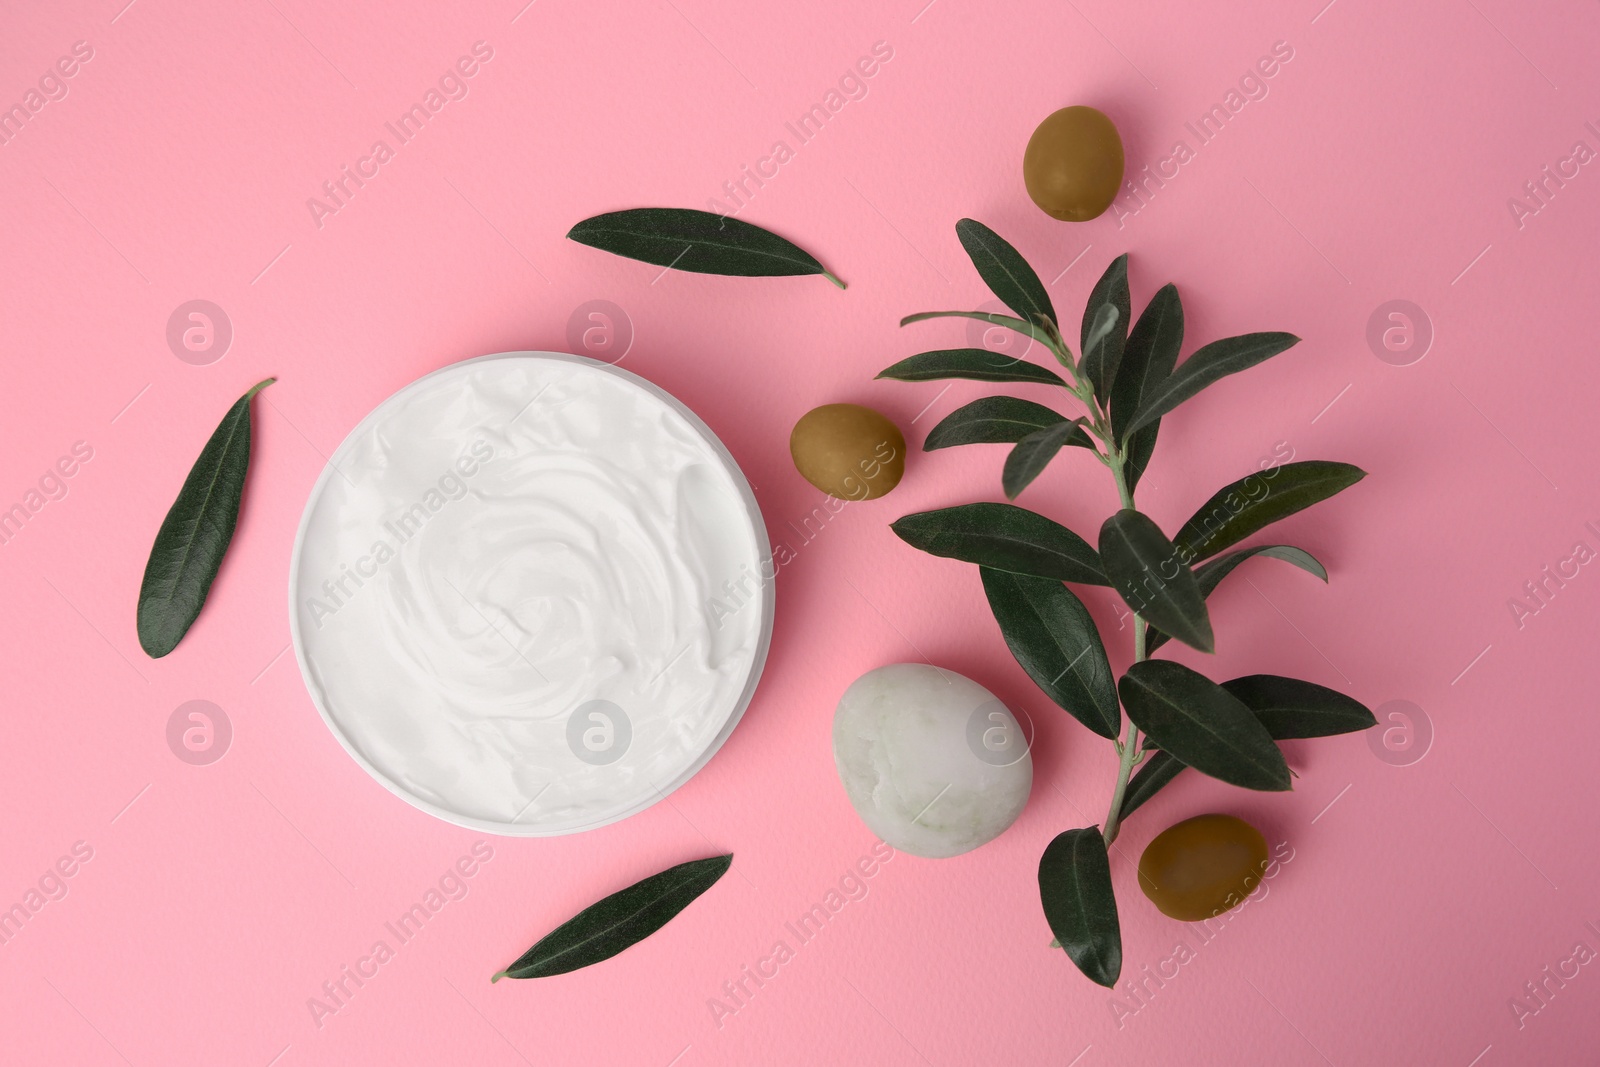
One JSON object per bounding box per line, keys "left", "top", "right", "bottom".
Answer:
{"left": 899, "top": 310, "right": 1056, "bottom": 353}
{"left": 1124, "top": 427, "right": 1158, "bottom": 495}
{"left": 1145, "top": 544, "right": 1325, "bottom": 653}
{"left": 1118, "top": 660, "right": 1291, "bottom": 792}
{"left": 1123, "top": 332, "right": 1300, "bottom": 439}
{"left": 492, "top": 855, "right": 732, "bottom": 981}
{"left": 568, "top": 209, "right": 843, "bottom": 287}
{"left": 1117, "top": 749, "right": 1185, "bottom": 820}
{"left": 1079, "top": 305, "right": 1121, "bottom": 390}
{"left": 891, "top": 503, "right": 1107, "bottom": 585}
{"left": 1195, "top": 544, "right": 1327, "bottom": 590}
{"left": 1079, "top": 254, "right": 1129, "bottom": 402}
{"left": 1221, "top": 675, "right": 1377, "bottom": 739}
{"left": 981, "top": 567, "right": 1120, "bottom": 738}
{"left": 1098, "top": 509, "right": 1213, "bottom": 654}
{"left": 1038, "top": 828, "right": 1121, "bottom": 988}
{"left": 876, "top": 349, "right": 1067, "bottom": 385}
{"left": 922, "top": 396, "right": 1070, "bottom": 451}
{"left": 1172, "top": 461, "right": 1366, "bottom": 564}
{"left": 1120, "top": 673, "right": 1371, "bottom": 816}
{"left": 955, "top": 218, "right": 1056, "bottom": 328}
{"left": 1110, "top": 283, "right": 1183, "bottom": 448}
{"left": 1112, "top": 283, "right": 1183, "bottom": 492}
{"left": 137, "top": 378, "right": 275, "bottom": 658}
{"left": 1002, "top": 419, "right": 1093, "bottom": 499}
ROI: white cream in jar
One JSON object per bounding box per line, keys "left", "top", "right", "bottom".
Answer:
{"left": 289, "top": 353, "right": 771, "bottom": 835}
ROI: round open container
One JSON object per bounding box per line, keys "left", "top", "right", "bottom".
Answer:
{"left": 288, "top": 352, "right": 773, "bottom": 836}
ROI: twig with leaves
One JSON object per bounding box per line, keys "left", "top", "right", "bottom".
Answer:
{"left": 879, "top": 219, "right": 1376, "bottom": 987}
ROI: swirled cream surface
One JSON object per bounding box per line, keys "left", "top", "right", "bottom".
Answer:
{"left": 291, "top": 353, "right": 771, "bottom": 835}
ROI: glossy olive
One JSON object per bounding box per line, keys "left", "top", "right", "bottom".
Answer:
{"left": 790, "top": 404, "right": 906, "bottom": 501}
{"left": 1138, "top": 813, "right": 1269, "bottom": 921}
{"left": 1023, "top": 106, "right": 1125, "bottom": 222}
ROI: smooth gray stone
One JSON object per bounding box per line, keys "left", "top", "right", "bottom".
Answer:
{"left": 833, "top": 663, "right": 1033, "bottom": 858}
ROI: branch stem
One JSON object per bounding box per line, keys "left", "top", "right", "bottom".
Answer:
{"left": 1042, "top": 330, "right": 1147, "bottom": 847}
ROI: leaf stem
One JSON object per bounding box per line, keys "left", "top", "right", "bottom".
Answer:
{"left": 822, "top": 269, "right": 847, "bottom": 290}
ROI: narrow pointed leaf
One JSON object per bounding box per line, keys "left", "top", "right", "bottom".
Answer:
{"left": 492, "top": 854, "right": 732, "bottom": 981}
{"left": 568, "top": 209, "right": 842, "bottom": 286}
{"left": 1079, "top": 255, "right": 1129, "bottom": 401}
{"left": 899, "top": 310, "right": 1055, "bottom": 352}
{"left": 923, "top": 396, "right": 1070, "bottom": 451}
{"left": 877, "top": 349, "right": 1066, "bottom": 385}
{"left": 1039, "top": 828, "right": 1121, "bottom": 987}
{"left": 1120, "top": 674, "right": 1372, "bottom": 815}
{"left": 1114, "top": 286, "right": 1184, "bottom": 489}
{"left": 1196, "top": 545, "right": 1327, "bottom": 591}
{"left": 955, "top": 218, "right": 1055, "bottom": 327}
{"left": 1003, "top": 420, "right": 1091, "bottom": 499}
{"left": 981, "top": 568, "right": 1119, "bottom": 737}
{"left": 1146, "top": 545, "right": 1325, "bottom": 653}
{"left": 1221, "top": 675, "right": 1377, "bottom": 738}
{"left": 137, "top": 379, "right": 274, "bottom": 658}
{"left": 1124, "top": 427, "right": 1159, "bottom": 494}
{"left": 1111, "top": 283, "right": 1183, "bottom": 446}
{"left": 1124, "top": 332, "right": 1300, "bottom": 438}
{"left": 1118, "top": 750, "right": 1184, "bottom": 819}
{"left": 1079, "top": 305, "right": 1120, "bottom": 387}
{"left": 1172, "top": 461, "right": 1366, "bottom": 563}
{"left": 1118, "top": 660, "right": 1291, "bottom": 791}
{"left": 1098, "top": 510, "right": 1213, "bottom": 654}
{"left": 892, "top": 504, "right": 1107, "bottom": 585}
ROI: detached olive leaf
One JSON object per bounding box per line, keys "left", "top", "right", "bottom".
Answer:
{"left": 1098, "top": 510, "right": 1214, "bottom": 654}
{"left": 877, "top": 349, "right": 1067, "bottom": 386}
{"left": 923, "top": 396, "right": 1070, "bottom": 450}
{"left": 1079, "top": 254, "right": 1129, "bottom": 401}
{"left": 1003, "top": 419, "right": 1093, "bottom": 499}
{"left": 1118, "top": 660, "right": 1291, "bottom": 792}
{"left": 981, "top": 567, "right": 1120, "bottom": 738}
{"left": 1171, "top": 461, "right": 1367, "bottom": 563}
{"left": 1123, "top": 332, "right": 1300, "bottom": 438}
{"left": 1117, "top": 749, "right": 1184, "bottom": 819}
{"left": 900, "top": 310, "right": 1056, "bottom": 353}
{"left": 137, "top": 378, "right": 275, "bottom": 659}
{"left": 1121, "top": 674, "right": 1372, "bottom": 814}
{"left": 1222, "top": 675, "right": 1377, "bottom": 739}
{"left": 492, "top": 855, "right": 732, "bottom": 981}
{"left": 1038, "top": 828, "right": 1122, "bottom": 988}
{"left": 891, "top": 503, "right": 1108, "bottom": 584}
{"left": 1146, "top": 545, "right": 1325, "bottom": 653}
{"left": 568, "top": 209, "right": 843, "bottom": 287}
{"left": 955, "top": 218, "right": 1056, "bottom": 327}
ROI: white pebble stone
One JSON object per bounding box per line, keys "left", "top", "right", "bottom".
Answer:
{"left": 832, "top": 663, "right": 1033, "bottom": 858}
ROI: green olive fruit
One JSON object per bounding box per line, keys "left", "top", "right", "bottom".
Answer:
{"left": 790, "top": 403, "right": 906, "bottom": 501}
{"left": 1138, "top": 813, "right": 1269, "bottom": 921}
{"left": 1023, "top": 106, "right": 1125, "bottom": 222}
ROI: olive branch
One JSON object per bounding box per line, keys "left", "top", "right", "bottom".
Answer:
{"left": 878, "top": 219, "right": 1376, "bottom": 987}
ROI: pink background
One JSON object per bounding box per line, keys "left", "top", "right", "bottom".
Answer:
{"left": 3, "top": 0, "right": 1597, "bottom": 1063}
